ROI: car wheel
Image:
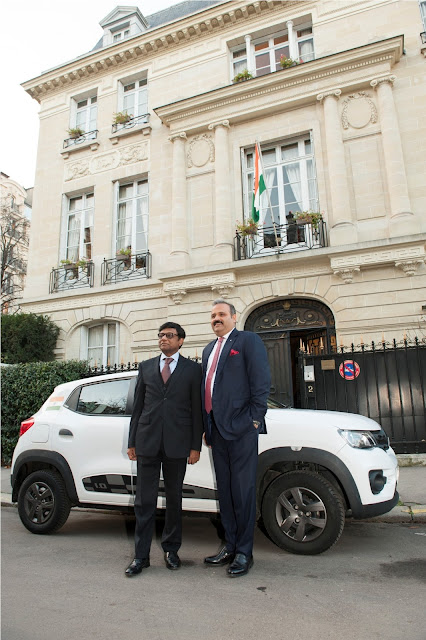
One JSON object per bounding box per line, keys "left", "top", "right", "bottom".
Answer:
{"left": 261, "top": 470, "right": 345, "bottom": 555}
{"left": 17, "top": 470, "right": 71, "bottom": 534}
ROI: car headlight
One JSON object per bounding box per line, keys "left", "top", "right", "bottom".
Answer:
{"left": 338, "top": 429, "right": 377, "bottom": 449}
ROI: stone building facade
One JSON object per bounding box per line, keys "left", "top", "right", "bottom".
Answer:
{"left": 20, "top": 0, "right": 426, "bottom": 406}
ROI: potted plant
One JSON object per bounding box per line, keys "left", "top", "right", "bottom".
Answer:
{"left": 67, "top": 127, "right": 85, "bottom": 139}
{"left": 236, "top": 218, "right": 259, "bottom": 237}
{"left": 116, "top": 247, "right": 132, "bottom": 267}
{"left": 293, "top": 211, "right": 323, "bottom": 229}
{"left": 279, "top": 55, "right": 299, "bottom": 69}
{"left": 233, "top": 69, "right": 253, "bottom": 83}
{"left": 113, "top": 111, "right": 133, "bottom": 125}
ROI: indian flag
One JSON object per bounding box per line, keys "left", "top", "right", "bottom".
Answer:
{"left": 251, "top": 143, "right": 266, "bottom": 223}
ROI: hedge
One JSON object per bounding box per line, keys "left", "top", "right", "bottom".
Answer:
{"left": 1, "top": 360, "right": 88, "bottom": 464}
{"left": 1, "top": 313, "right": 60, "bottom": 364}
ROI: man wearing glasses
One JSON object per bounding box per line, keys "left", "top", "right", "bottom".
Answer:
{"left": 126, "top": 322, "right": 203, "bottom": 577}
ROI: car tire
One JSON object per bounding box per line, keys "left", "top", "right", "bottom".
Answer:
{"left": 17, "top": 470, "right": 71, "bottom": 535}
{"left": 261, "top": 470, "right": 345, "bottom": 555}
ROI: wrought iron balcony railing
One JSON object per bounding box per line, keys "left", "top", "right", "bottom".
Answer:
{"left": 63, "top": 130, "right": 98, "bottom": 149}
{"left": 111, "top": 113, "right": 150, "bottom": 134}
{"left": 49, "top": 262, "right": 94, "bottom": 293}
{"left": 234, "top": 220, "right": 328, "bottom": 261}
{"left": 101, "top": 251, "right": 151, "bottom": 285}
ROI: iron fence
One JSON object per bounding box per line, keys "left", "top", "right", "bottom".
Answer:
{"left": 101, "top": 251, "right": 151, "bottom": 285}
{"left": 111, "top": 113, "right": 150, "bottom": 134}
{"left": 63, "top": 130, "right": 98, "bottom": 148}
{"left": 234, "top": 219, "right": 327, "bottom": 260}
{"left": 49, "top": 262, "right": 94, "bottom": 293}
{"left": 298, "top": 338, "right": 426, "bottom": 453}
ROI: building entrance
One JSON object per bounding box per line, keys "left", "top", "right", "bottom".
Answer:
{"left": 245, "top": 299, "right": 336, "bottom": 407}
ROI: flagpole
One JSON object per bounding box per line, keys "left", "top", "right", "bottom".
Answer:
{"left": 255, "top": 141, "right": 280, "bottom": 251}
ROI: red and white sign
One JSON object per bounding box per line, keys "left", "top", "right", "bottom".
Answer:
{"left": 339, "top": 360, "right": 360, "bottom": 380}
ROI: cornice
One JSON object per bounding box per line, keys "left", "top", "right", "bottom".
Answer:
{"left": 22, "top": 0, "right": 297, "bottom": 103}
{"left": 154, "top": 35, "right": 403, "bottom": 130}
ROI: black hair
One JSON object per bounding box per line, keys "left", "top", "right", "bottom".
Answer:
{"left": 158, "top": 322, "right": 186, "bottom": 340}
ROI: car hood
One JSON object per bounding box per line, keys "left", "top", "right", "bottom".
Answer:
{"left": 266, "top": 408, "right": 381, "bottom": 431}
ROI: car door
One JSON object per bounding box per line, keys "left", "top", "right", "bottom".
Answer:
{"left": 51, "top": 376, "right": 136, "bottom": 506}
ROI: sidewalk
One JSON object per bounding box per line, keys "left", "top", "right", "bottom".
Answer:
{"left": 2, "top": 460, "right": 426, "bottom": 523}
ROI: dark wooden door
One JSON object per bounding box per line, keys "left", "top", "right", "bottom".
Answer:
{"left": 259, "top": 331, "right": 293, "bottom": 406}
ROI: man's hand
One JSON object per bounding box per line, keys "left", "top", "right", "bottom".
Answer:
{"left": 188, "top": 449, "right": 200, "bottom": 465}
{"left": 127, "top": 447, "right": 137, "bottom": 461}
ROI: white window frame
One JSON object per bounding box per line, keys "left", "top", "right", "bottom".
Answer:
{"left": 229, "top": 18, "right": 314, "bottom": 79}
{"left": 113, "top": 179, "right": 149, "bottom": 260}
{"left": 81, "top": 323, "right": 119, "bottom": 368}
{"left": 420, "top": 0, "right": 426, "bottom": 29}
{"left": 241, "top": 134, "right": 319, "bottom": 250}
{"left": 64, "top": 192, "right": 94, "bottom": 263}
{"left": 118, "top": 73, "right": 148, "bottom": 120}
{"left": 69, "top": 91, "right": 98, "bottom": 141}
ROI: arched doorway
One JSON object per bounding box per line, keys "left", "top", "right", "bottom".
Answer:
{"left": 245, "top": 298, "right": 336, "bottom": 407}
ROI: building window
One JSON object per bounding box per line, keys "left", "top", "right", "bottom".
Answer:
{"left": 87, "top": 323, "right": 118, "bottom": 367}
{"left": 242, "top": 135, "right": 319, "bottom": 229}
{"left": 230, "top": 20, "right": 314, "bottom": 79}
{"left": 66, "top": 193, "right": 94, "bottom": 262}
{"left": 420, "top": 1, "right": 426, "bottom": 29}
{"left": 119, "top": 77, "right": 148, "bottom": 119}
{"left": 113, "top": 29, "right": 130, "bottom": 42}
{"left": 115, "top": 179, "right": 149, "bottom": 255}
{"left": 69, "top": 93, "right": 97, "bottom": 140}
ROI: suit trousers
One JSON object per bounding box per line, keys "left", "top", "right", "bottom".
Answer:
{"left": 211, "top": 417, "right": 259, "bottom": 557}
{"left": 134, "top": 451, "right": 187, "bottom": 559}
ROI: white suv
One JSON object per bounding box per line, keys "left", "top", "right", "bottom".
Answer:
{"left": 11, "top": 371, "right": 399, "bottom": 555}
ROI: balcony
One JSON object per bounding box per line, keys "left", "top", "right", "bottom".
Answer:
{"left": 101, "top": 251, "right": 152, "bottom": 285}
{"left": 111, "top": 113, "right": 150, "bottom": 134}
{"left": 63, "top": 130, "right": 98, "bottom": 149}
{"left": 49, "top": 261, "right": 94, "bottom": 293}
{"left": 234, "top": 220, "right": 328, "bottom": 261}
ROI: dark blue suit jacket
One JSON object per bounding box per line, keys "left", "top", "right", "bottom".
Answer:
{"left": 202, "top": 329, "right": 271, "bottom": 443}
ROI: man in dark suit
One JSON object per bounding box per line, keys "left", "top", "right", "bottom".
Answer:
{"left": 125, "top": 322, "right": 203, "bottom": 577}
{"left": 202, "top": 299, "right": 271, "bottom": 577}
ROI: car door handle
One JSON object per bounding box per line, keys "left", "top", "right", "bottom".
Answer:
{"left": 59, "top": 429, "right": 73, "bottom": 437}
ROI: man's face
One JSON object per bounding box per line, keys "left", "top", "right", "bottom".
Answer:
{"left": 158, "top": 327, "right": 184, "bottom": 356}
{"left": 210, "top": 303, "right": 236, "bottom": 337}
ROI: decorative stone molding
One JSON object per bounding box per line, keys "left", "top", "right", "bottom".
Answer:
{"left": 332, "top": 266, "right": 361, "bottom": 284}
{"left": 110, "top": 122, "right": 152, "bottom": 145}
{"left": 168, "top": 132, "right": 187, "bottom": 143}
{"left": 370, "top": 75, "right": 396, "bottom": 89}
{"left": 168, "top": 289, "right": 187, "bottom": 304}
{"left": 64, "top": 142, "right": 149, "bottom": 180}
{"left": 330, "top": 243, "right": 426, "bottom": 273}
{"left": 207, "top": 120, "right": 230, "bottom": 131}
{"left": 341, "top": 92, "right": 378, "bottom": 129}
{"left": 316, "top": 89, "right": 341, "bottom": 102}
{"left": 187, "top": 134, "right": 214, "bottom": 168}
{"left": 395, "top": 259, "right": 425, "bottom": 277}
{"left": 61, "top": 140, "right": 100, "bottom": 159}
{"left": 211, "top": 283, "right": 235, "bottom": 298}
{"left": 162, "top": 272, "right": 236, "bottom": 296}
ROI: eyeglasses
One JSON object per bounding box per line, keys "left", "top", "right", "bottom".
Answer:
{"left": 158, "top": 332, "right": 178, "bottom": 339}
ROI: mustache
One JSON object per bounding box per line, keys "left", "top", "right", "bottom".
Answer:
{"left": 213, "top": 320, "right": 223, "bottom": 325}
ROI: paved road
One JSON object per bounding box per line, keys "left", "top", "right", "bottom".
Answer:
{"left": 2, "top": 507, "right": 426, "bottom": 640}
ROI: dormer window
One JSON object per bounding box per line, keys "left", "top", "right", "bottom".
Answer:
{"left": 113, "top": 29, "right": 130, "bottom": 42}
{"left": 100, "top": 7, "right": 148, "bottom": 48}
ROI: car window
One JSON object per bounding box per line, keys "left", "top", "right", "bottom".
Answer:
{"left": 76, "top": 379, "right": 131, "bottom": 415}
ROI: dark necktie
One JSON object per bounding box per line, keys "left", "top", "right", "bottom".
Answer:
{"left": 204, "top": 337, "right": 224, "bottom": 414}
{"left": 161, "top": 357, "right": 174, "bottom": 384}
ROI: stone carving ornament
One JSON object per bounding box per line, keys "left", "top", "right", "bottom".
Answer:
{"left": 187, "top": 134, "right": 215, "bottom": 168}
{"left": 341, "top": 92, "right": 378, "bottom": 130}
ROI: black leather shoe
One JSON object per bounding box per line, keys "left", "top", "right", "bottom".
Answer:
{"left": 204, "top": 546, "right": 235, "bottom": 566}
{"left": 125, "top": 558, "right": 150, "bottom": 577}
{"left": 227, "top": 553, "right": 253, "bottom": 577}
{"left": 164, "top": 551, "right": 181, "bottom": 570}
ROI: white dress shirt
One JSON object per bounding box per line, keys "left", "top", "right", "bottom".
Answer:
{"left": 160, "top": 351, "right": 179, "bottom": 374}
{"left": 205, "top": 329, "right": 234, "bottom": 395}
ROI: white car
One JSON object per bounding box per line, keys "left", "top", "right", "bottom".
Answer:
{"left": 11, "top": 371, "right": 399, "bottom": 554}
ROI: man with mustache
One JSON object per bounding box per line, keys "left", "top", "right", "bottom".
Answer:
{"left": 126, "top": 322, "right": 203, "bottom": 576}
{"left": 202, "top": 299, "right": 271, "bottom": 577}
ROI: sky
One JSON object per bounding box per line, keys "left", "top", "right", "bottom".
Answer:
{"left": 0, "top": 0, "right": 185, "bottom": 189}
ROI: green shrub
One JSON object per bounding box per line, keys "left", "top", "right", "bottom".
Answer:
{"left": 1, "top": 360, "right": 87, "bottom": 463}
{"left": 1, "top": 313, "right": 60, "bottom": 364}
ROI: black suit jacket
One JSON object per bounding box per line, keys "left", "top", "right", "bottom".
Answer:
{"left": 202, "top": 328, "right": 271, "bottom": 443}
{"left": 128, "top": 354, "right": 203, "bottom": 458}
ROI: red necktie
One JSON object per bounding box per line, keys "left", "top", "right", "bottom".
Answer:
{"left": 204, "top": 337, "right": 224, "bottom": 414}
{"left": 161, "top": 357, "right": 173, "bottom": 384}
